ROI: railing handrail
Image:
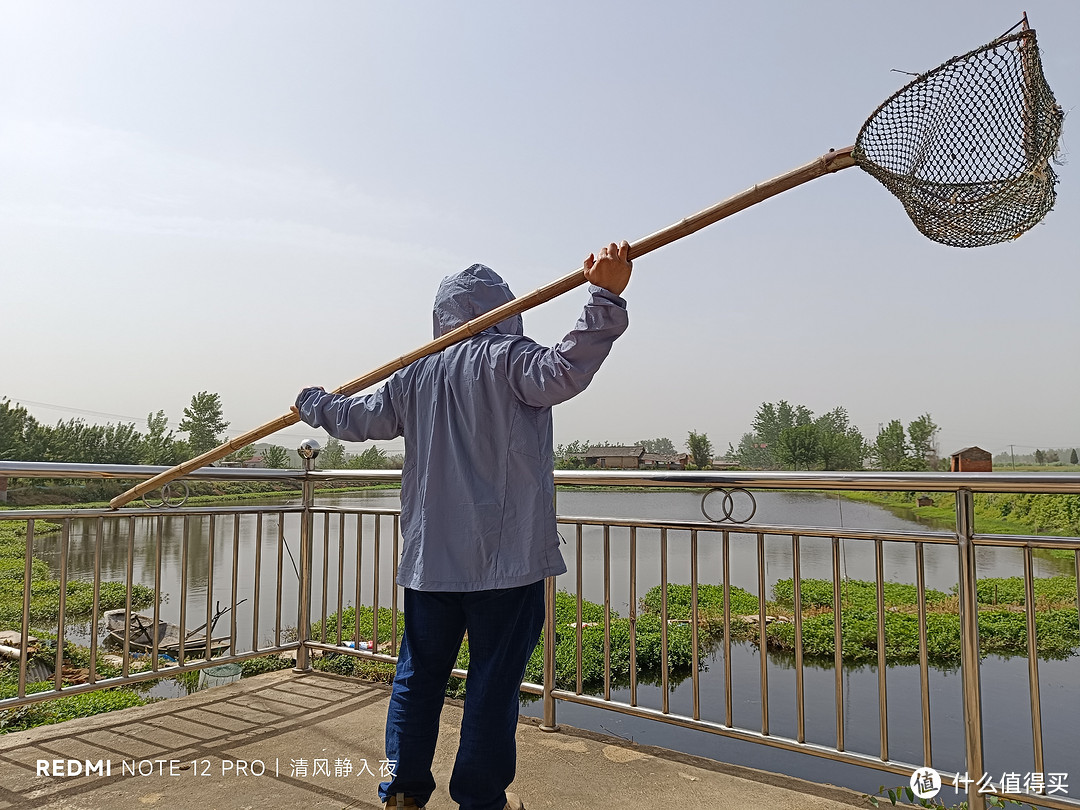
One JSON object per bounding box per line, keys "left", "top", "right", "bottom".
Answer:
{"left": 4, "top": 460, "right": 1080, "bottom": 494}
{"left": 3, "top": 459, "right": 1080, "bottom": 810}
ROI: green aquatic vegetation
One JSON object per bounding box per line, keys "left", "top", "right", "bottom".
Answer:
{"left": 0, "top": 520, "right": 156, "bottom": 628}
{"left": 0, "top": 688, "right": 147, "bottom": 734}
{"left": 772, "top": 578, "right": 952, "bottom": 610}
{"left": 641, "top": 582, "right": 760, "bottom": 619}
{"left": 975, "top": 575, "right": 1078, "bottom": 607}
{"left": 640, "top": 576, "right": 1079, "bottom": 667}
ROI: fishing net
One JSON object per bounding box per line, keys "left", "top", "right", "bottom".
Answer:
{"left": 853, "top": 27, "right": 1063, "bottom": 248}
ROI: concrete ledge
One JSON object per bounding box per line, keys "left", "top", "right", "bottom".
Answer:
{"left": 0, "top": 670, "right": 868, "bottom": 809}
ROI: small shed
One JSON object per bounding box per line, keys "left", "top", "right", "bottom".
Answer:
{"left": 950, "top": 446, "right": 992, "bottom": 472}
{"left": 583, "top": 445, "right": 645, "bottom": 469}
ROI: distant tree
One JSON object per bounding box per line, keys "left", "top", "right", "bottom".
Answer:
{"left": 1071, "top": 449, "right": 1078, "bottom": 465}
{"left": 872, "top": 420, "right": 910, "bottom": 470}
{"left": 224, "top": 444, "right": 256, "bottom": 465}
{"left": 178, "top": 392, "right": 229, "bottom": 457}
{"left": 726, "top": 433, "right": 772, "bottom": 469}
{"left": 348, "top": 445, "right": 388, "bottom": 470}
{"left": 260, "top": 445, "right": 291, "bottom": 469}
{"left": 0, "top": 399, "right": 39, "bottom": 461}
{"left": 318, "top": 437, "right": 347, "bottom": 470}
{"left": 739, "top": 400, "right": 814, "bottom": 469}
{"left": 776, "top": 424, "right": 820, "bottom": 470}
{"left": 813, "top": 407, "right": 866, "bottom": 470}
{"left": 753, "top": 401, "right": 812, "bottom": 446}
{"left": 98, "top": 422, "right": 144, "bottom": 465}
{"left": 686, "top": 430, "right": 713, "bottom": 469}
{"left": 141, "top": 410, "right": 186, "bottom": 466}
{"left": 636, "top": 437, "right": 677, "bottom": 455}
{"left": 906, "top": 413, "right": 939, "bottom": 471}
{"left": 41, "top": 418, "right": 85, "bottom": 462}
{"left": 44, "top": 418, "right": 143, "bottom": 464}
{"left": 1035, "top": 449, "right": 1045, "bottom": 465}
{"left": 730, "top": 403, "right": 865, "bottom": 470}
{"left": 555, "top": 439, "right": 591, "bottom": 470}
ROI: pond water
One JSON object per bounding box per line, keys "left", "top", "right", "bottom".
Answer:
{"left": 37, "top": 489, "right": 1080, "bottom": 796}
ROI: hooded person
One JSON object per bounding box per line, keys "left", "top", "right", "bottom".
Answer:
{"left": 295, "top": 242, "right": 632, "bottom": 810}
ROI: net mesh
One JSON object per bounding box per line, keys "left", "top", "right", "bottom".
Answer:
{"left": 853, "top": 28, "right": 1063, "bottom": 248}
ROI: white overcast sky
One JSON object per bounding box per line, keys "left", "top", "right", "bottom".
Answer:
{"left": 1, "top": 1, "right": 1077, "bottom": 460}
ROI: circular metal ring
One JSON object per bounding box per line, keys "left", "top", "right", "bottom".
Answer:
{"left": 700, "top": 487, "right": 757, "bottom": 524}
{"left": 143, "top": 481, "right": 190, "bottom": 508}
{"left": 162, "top": 481, "right": 189, "bottom": 508}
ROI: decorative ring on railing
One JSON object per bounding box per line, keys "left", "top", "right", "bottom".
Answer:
{"left": 700, "top": 487, "right": 757, "bottom": 524}
{"left": 142, "top": 480, "right": 190, "bottom": 509}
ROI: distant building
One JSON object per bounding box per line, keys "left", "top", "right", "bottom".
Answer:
{"left": 583, "top": 446, "right": 645, "bottom": 469}
{"left": 641, "top": 453, "right": 689, "bottom": 470}
{"left": 950, "top": 446, "right": 993, "bottom": 472}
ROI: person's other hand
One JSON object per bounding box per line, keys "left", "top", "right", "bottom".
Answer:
{"left": 583, "top": 240, "right": 632, "bottom": 296}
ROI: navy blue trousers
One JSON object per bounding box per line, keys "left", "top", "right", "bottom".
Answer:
{"left": 379, "top": 581, "right": 545, "bottom": 810}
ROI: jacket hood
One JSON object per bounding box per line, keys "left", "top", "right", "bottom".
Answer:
{"left": 433, "top": 264, "right": 523, "bottom": 338}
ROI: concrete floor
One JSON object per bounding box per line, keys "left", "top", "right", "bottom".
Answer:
{"left": 0, "top": 669, "right": 868, "bottom": 810}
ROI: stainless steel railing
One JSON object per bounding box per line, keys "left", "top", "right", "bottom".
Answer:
{"left": 1, "top": 460, "right": 1079, "bottom": 810}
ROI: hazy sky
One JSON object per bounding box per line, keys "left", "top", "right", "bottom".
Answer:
{"left": 2, "top": 1, "right": 1077, "bottom": 461}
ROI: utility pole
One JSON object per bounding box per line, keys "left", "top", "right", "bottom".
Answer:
{"left": 1010, "top": 444, "right": 1016, "bottom": 468}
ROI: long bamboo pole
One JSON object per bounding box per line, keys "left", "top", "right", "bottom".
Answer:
{"left": 109, "top": 146, "right": 857, "bottom": 509}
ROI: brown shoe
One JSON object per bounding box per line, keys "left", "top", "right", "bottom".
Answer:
{"left": 385, "top": 794, "right": 423, "bottom": 808}
{"left": 504, "top": 792, "right": 525, "bottom": 810}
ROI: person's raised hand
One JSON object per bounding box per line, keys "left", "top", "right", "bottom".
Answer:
{"left": 583, "top": 240, "right": 632, "bottom": 297}
{"left": 292, "top": 386, "right": 325, "bottom": 416}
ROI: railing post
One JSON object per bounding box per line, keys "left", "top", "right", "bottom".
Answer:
{"left": 539, "top": 574, "right": 559, "bottom": 731}
{"left": 294, "top": 440, "right": 320, "bottom": 673}
{"left": 955, "top": 488, "right": 985, "bottom": 809}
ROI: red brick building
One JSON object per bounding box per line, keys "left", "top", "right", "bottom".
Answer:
{"left": 950, "top": 446, "right": 993, "bottom": 472}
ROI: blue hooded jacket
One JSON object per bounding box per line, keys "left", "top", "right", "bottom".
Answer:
{"left": 295, "top": 264, "right": 628, "bottom": 591}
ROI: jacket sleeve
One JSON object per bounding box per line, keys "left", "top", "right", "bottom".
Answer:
{"left": 502, "top": 287, "right": 628, "bottom": 408}
{"left": 295, "top": 382, "right": 404, "bottom": 442}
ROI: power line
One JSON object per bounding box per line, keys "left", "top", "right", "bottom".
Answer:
{"left": 3, "top": 396, "right": 154, "bottom": 425}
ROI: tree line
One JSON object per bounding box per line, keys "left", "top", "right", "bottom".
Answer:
{"left": 0, "top": 394, "right": 400, "bottom": 471}
{"left": 992, "top": 447, "right": 1079, "bottom": 467}
{"left": 725, "top": 400, "right": 941, "bottom": 471}
{"left": 1, "top": 392, "right": 234, "bottom": 466}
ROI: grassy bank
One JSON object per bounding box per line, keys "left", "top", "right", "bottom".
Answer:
{"left": 840, "top": 490, "right": 1080, "bottom": 540}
